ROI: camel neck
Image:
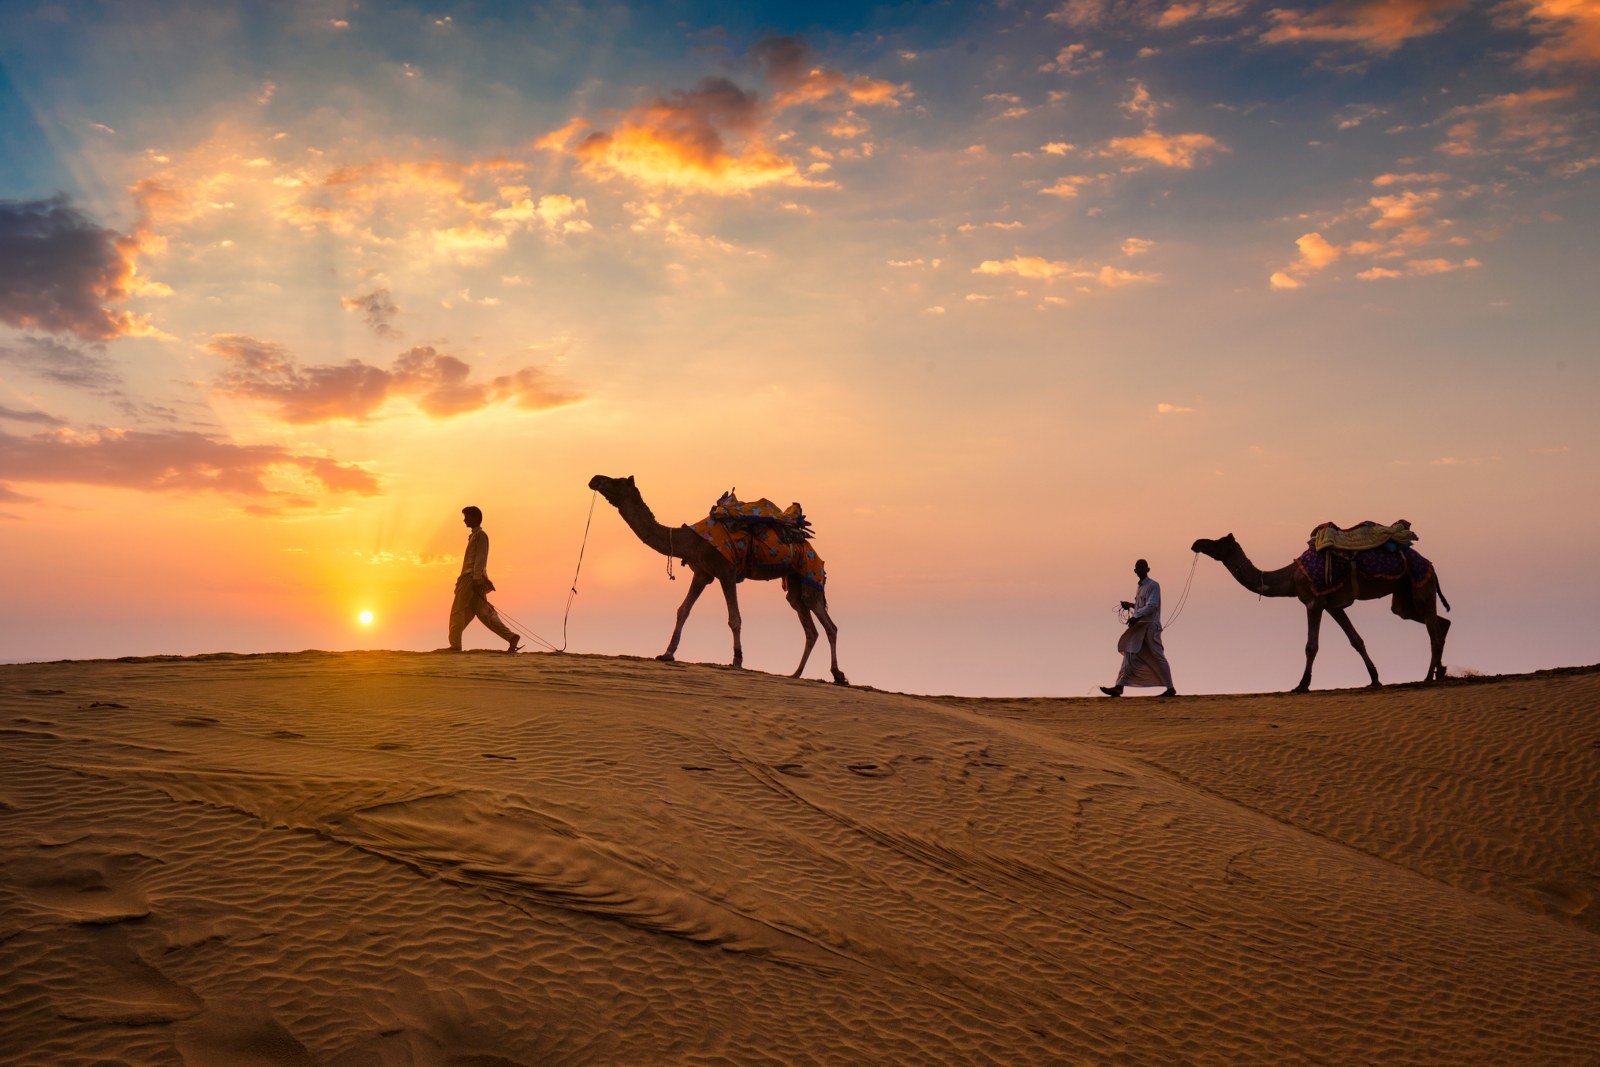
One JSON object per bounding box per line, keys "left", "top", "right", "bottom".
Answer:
{"left": 1221, "top": 545, "right": 1297, "bottom": 597}
{"left": 614, "top": 492, "right": 682, "bottom": 556}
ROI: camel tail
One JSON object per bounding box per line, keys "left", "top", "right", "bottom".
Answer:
{"left": 1437, "top": 581, "right": 1451, "bottom": 613}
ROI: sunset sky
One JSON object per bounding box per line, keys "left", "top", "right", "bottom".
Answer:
{"left": 1, "top": 0, "right": 1595, "bottom": 695}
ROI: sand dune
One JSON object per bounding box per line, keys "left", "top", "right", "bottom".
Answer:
{"left": 2, "top": 653, "right": 1597, "bottom": 1064}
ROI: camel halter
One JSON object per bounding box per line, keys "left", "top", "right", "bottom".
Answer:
{"left": 494, "top": 490, "right": 597, "bottom": 653}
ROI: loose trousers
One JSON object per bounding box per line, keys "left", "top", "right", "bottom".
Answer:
{"left": 449, "top": 575, "right": 516, "bottom": 649}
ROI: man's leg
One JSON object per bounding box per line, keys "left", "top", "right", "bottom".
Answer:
{"left": 473, "top": 595, "right": 520, "bottom": 650}
{"left": 447, "top": 581, "right": 474, "bottom": 650}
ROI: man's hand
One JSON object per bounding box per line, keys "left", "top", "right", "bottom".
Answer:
{"left": 1120, "top": 600, "right": 1134, "bottom": 610}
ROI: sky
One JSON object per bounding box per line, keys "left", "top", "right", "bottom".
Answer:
{"left": 0, "top": 0, "right": 1596, "bottom": 696}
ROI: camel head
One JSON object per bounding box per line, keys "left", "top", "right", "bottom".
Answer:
{"left": 588, "top": 474, "right": 637, "bottom": 506}
{"left": 1191, "top": 533, "right": 1237, "bottom": 560}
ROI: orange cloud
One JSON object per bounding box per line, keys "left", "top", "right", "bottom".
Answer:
{"left": 540, "top": 38, "right": 903, "bottom": 196}
{"left": 1356, "top": 256, "right": 1480, "bottom": 279}
{"left": 0, "top": 426, "right": 379, "bottom": 508}
{"left": 207, "top": 336, "right": 581, "bottom": 424}
{"left": 973, "top": 258, "right": 1159, "bottom": 286}
{"left": 1516, "top": 0, "right": 1600, "bottom": 68}
{"left": 1102, "top": 131, "right": 1224, "bottom": 168}
{"left": 130, "top": 133, "right": 573, "bottom": 265}
{"left": 1260, "top": 0, "right": 1470, "bottom": 52}
{"left": 1155, "top": 402, "right": 1196, "bottom": 413}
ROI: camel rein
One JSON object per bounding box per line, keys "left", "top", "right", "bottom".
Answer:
{"left": 495, "top": 490, "right": 597, "bottom": 654}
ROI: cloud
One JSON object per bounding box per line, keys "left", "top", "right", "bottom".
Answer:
{"left": 0, "top": 405, "right": 64, "bottom": 427}
{"left": 1295, "top": 231, "right": 1342, "bottom": 269}
{"left": 1435, "top": 85, "right": 1584, "bottom": 162}
{"left": 0, "top": 426, "right": 379, "bottom": 506}
{"left": 131, "top": 137, "right": 577, "bottom": 266}
{"left": 1259, "top": 0, "right": 1471, "bottom": 53}
{"left": 1357, "top": 257, "right": 1480, "bottom": 279}
{"left": 1040, "top": 175, "right": 1098, "bottom": 197}
{"left": 1048, "top": 0, "right": 1243, "bottom": 28}
{"left": 1121, "top": 237, "right": 1155, "bottom": 256}
{"left": 1515, "top": 0, "right": 1600, "bottom": 68}
{"left": 539, "top": 38, "right": 903, "bottom": 196}
{"left": 340, "top": 288, "right": 400, "bottom": 337}
{"left": 1102, "top": 130, "right": 1224, "bottom": 168}
{"left": 207, "top": 335, "right": 581, "bottom": 424}
{"left": 973, "top": 257, "right": 1160, "bottom": 286}
{"left": 1155, "top": 402, "right": 1195, "bottom": 413}
{"left": 0, "top": 336, "right": 122, "bottom": 391}
{"left": 1041, "top": 43, "right": 1105, "bottom": 74}
{"left": 1269, "top": 271, "right": 1303, "bottom": 289}
{"left": 1122, "top": 82, "right": 1164, "bottom": 121}
{"left": 0, "top": 196, "right": 165, "bottom": 341}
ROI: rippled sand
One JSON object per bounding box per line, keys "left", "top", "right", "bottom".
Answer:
{"left": 2, "top": 652, "right": 1596, "bottom": 1064}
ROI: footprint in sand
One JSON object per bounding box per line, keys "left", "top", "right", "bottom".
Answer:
{"left": 172, "top": 715, "right": 221, "bottom": 727}
{"left": 847, "top": 762, "right": 894, "bottom": 778}
{"left": 26, "top": 688, "right": 65, "bottom": 696}
{"left": 271, "top": 729, "right": 305, "bottom": 739}
{"left": 374, "top": 740, "right": 411, "bottom": 751}
{"left": 775, "top": 763, "right": 811, "bottom": 778}
{"left": 481, "top": 753, "right": 518, "bottom": 761}
{"left": 87, "top": 700, "right": 128, "bottom": 709}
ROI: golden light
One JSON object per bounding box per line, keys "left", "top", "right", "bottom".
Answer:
{"left": 358, "top": 610, "right": 374, "bottom": 626}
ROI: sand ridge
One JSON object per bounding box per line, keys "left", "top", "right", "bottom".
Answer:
{"left": 2, "top": 651, "right": 1597, "bottom": 1064}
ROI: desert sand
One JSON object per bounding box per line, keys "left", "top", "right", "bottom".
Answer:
{"left": 2, "top": 652, "right": 1597, "bottom": 1065}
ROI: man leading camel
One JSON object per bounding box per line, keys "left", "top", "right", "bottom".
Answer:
{"left": 448, "top": 505, "right": 520, "bottom": 653}
{"left": 1100, "top": 558, "right": 1176, "bottom": 698}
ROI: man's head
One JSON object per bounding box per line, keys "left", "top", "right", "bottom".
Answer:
{"left": 462, "top": 505, "right": 483, "bottom": 528}
{"left": 1135, "top": 558, "right": 1150, "bottom": 579}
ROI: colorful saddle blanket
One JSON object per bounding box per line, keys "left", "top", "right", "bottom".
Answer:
{"left": 1309, "top": 519, "right": 1419, "bottom": 554}
{"left": 692, "top": 492, "right": 825, "bottom": 589}
{"left": 1295, "top": 543, "right": 1434, "bottom": 597}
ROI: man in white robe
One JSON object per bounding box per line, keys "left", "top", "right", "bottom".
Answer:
{"left": 448, "top": 505, "right": 520, "bottom": 653}
{"left": 1100, "top": 559, "right": 1175, "bottom": 697}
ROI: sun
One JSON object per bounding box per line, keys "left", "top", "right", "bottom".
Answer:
{"left": 358, "top": 610, "right": 374, "bottom": 626}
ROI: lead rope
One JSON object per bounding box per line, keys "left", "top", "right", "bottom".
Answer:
{"left": 1159, "top": 552, "right": 1202, "bottom": 630}
{"left": 495, "top": 490, "right": 597, "bottom": 653}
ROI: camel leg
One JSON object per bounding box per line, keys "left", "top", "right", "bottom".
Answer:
{"left": 1294, "top": 604, "right": 1324, "bottom": 693}
{"left": 719, "top": 576, "right": 743, "bottom": 668}
{"left": 805, "top": 589, "right": 847, "bottom": 685}
{"left": 659, "top": 572, "right": 711, "bottom": 662}
{"left": 1426, "top": 614, "right": 1451, "bottom": 682}
{"left": 1328, "top": 606, "right": 1381, "bottom": 688}
{"left": 787, "top": 583, "right": 819, "bottom": 679}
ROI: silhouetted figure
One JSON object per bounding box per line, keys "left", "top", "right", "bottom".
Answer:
{"left": 449, "top": 506, "right": 520, "bottom": 653}
{"left": 1101, "top": 558, "right": 1175, "bottom": 698}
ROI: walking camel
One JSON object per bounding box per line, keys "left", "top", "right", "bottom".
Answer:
{"left": 1191, "top": 533, "right": 1451, "bottom": 692}
{"left": 589, "top": 475, "right": 847, "bottom": 684}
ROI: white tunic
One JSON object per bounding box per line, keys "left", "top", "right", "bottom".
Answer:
{"left": 1116, "top": 577, "right": 1173, "bottom": 688}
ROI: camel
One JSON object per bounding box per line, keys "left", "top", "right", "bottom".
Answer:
{"left": 588, "top": 475, "right": 847, "bottom": 685}
{"left": 1191, "top": 533, "right": 1451, "bottom": 692}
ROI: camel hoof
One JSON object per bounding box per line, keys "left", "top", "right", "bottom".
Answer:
{"left": 655, "top": 654, "right": 675, "bottom": 663}
{"left": 1367, "top": 681, "right": 1383, "bottom": 689}
{"left": 832, "top": 673, "right": 849, "bottom": 686}
{"left": 1291, "top": 684, "right": 1310, "bottom": 694}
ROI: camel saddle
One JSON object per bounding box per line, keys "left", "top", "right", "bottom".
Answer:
{"left": 1308, "top": 520, "right": 1418, "bottom": 555}
{"left": 693, "top": 491, "right": 825, "bottom": 588}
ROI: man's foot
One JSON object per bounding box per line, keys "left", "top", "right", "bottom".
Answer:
{"left": 1099, "top": 685, "right": 1122, "bottom": 697}
{"left": 1159, "top": 687, "right": 1177, "bottom": 698}
{"left": 507, "top": 636, "right": 521, "bottom": 654}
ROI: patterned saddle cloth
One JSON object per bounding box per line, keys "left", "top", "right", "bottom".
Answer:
{"left": 692, "top": 491, "right": 826, "bottom": 589}
{"left": 1295, "top": 542, "right": 1434, "bottom": 597}
{"left": 1309, "top": 519, "right": 1419, "bottom": 554}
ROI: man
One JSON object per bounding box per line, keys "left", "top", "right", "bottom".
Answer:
{"left": 448, "top": 506, "right": 520, "bottom": 653}
{"left": 1100, "top": 558, "right": 1176, "bottom": 698}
